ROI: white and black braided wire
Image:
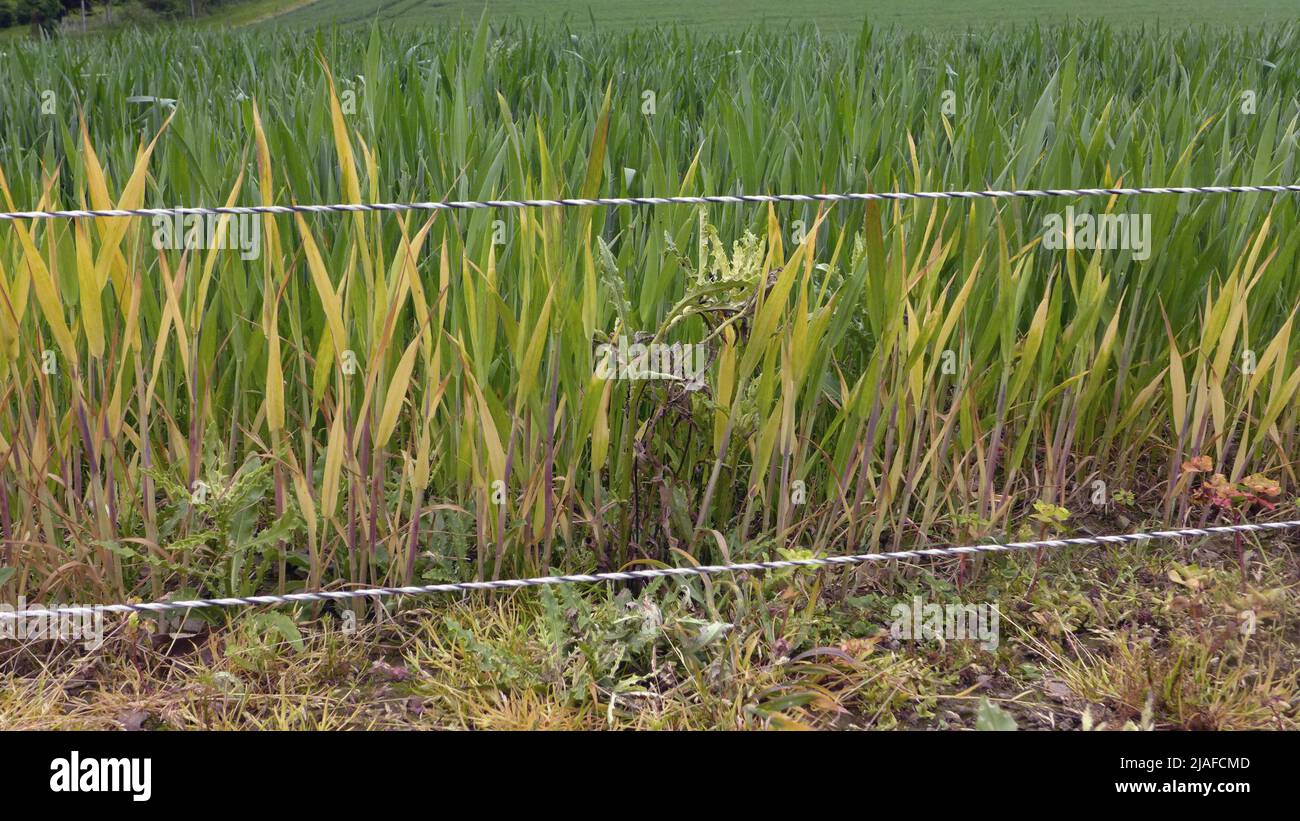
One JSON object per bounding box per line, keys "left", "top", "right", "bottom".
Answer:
{"left": 2, "top": 183, "right": 1299, "bottom": 222}
{"left": 2, "top": 520, "right": 1296, "bottom": 622}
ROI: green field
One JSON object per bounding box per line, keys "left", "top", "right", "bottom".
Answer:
{"left": 2, "top": 13, "right": 1296, "bottom": 600}
{"left": 5, "top": 0, "right": 1297, "bottom": 39}
{"left": 266, "top": 0, "right": 1300, "bottom": 31}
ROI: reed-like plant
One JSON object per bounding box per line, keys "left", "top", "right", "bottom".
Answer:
{"left": 0, "top": 20, "right": 1296, "bottom": 605}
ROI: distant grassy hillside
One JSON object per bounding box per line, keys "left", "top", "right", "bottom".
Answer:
{"left": 4, "top": 0, "right": 1293, "bottom": 37}
{"left": 0, "top": 0, "right": 308, "bottom": 38}
{"left": 264, "top": 0, "right": 1300, "bottom": 32}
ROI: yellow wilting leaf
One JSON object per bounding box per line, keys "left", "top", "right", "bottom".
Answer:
{"left": 353, "top": 219, "right": 436, "bottom": 444}
{"left": 320, "top": 408, "right": 347, "bottom": 519}
{"left": 1164, "top": 309, "right": 1187, "bottom": 438}
{"left": 79, "top": 113, "right": 115, "bottom": 215}
{"left": 459, "top": 251, "right": 479, "bottom": 353}
{"left": 78, "top": 116, "right": 125, "bottom": 291}
{"left": 319, "top": 60, "right": 377, "bottom": 281}
{"left": 392, "top": 216, "right": 438, "bottom": 353}
{"left": 468, "top": 374, "right": 506, "bottom": 486}
{"left": 284, "top": 451, "right": 319, "bottom": 575}
{"left": 590, "top": 375, "right": 614, "bottom": 474}
{"left": 258, "top": 92, "right": 286, "bottom": 437}
{"left": 789, "top": 270, "right": 810, "bottom": 384}
{"left": 1239, "top": 212, "right": 1273, "bottom": 284}
{"left": 155, "top": 252, "right": 192, "bottom": 384}
{"left": 411, "top": 371, "right": 451, "bottom": 493}
{"left": 1208, "top": 362, "right": 1226, "bottom": 450}
{"left": 31, "top": 241, "right": 79, "bottom": 365}
{"left": 582, "top": 83, "right": 613, "bottom": 196}
{"left": 73, "top": 220, "right": 104, "bottom": 358}
{"left": 80, "top": 113, "right": 139, "bottom": 296}
{"left": 193, "top": 166, "right": 248, "bottom": 329}
{"left": 738, "top": 212, "right": 824, "bottom": 385}
{"left": 1256, "top": 364, "right": 1300, "bottom": 442}
{"left": 320, "top": 60, "right": 362, "bottom": 205}
{"left": 0, "top": 168, "right": 77, "bottom": 364}
{"left": 582, "top": 223, "right": 597, "bottom": 340}
{"left": 1078, "top": 295, "right": 1124, "bottom": 413}
{"left": 1245, "top": 312, "right": 1293, "bottom": 398}
{"left": 578, "top": 80, "right": 612, "bottom": 231}
{"left": 449, "top": 333, "right": 505, "bottom": 484}
{"left": 375, "top": 334, "right": 421, "bottom": 448}
{"left": 933, "top": 254, "right": 982, "bottom": 362}
{"left": 294, "top": 213, "right": 349, "bottom": 358}
{"left": 265, "top": 307, "right": 285, "bottom": 433}
{"left": 413, "top": 426, "right": 433, "bottom": 493}
{"left": 1008, "top": 286, "right": 1051, "bottom": 405}
{"left": 513, "top": 287, "right": 554, "bottom": 414}
{"left": 0, "top": 259, "right": 19, "bottom": 364}
{"left": 105, "top": 268, "right": 143, "bottom": 439}
{"left": 92, "top": 110, "right": 176, "bottom": 290}
{"left": 905, "top": 299, "right": 924, "bottom": 402}
{"left": 250, "top": 100, "right": 285, "bottom": 284}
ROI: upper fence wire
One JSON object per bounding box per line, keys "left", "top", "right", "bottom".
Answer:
{"left": 1, "top": 182, "right": 1299, "bottom": 221}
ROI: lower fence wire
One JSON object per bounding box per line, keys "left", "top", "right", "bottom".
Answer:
{"left": 1, "top": 520, "right": 1297, "bottom": 622}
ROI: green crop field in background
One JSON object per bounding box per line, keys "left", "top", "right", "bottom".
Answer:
{"left": 264, "top": 0, "right": 1300, "bottom": 32}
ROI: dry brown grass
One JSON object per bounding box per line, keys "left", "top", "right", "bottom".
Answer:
{"left": 3, "top": 528, "right": 1295, "bottom": 730}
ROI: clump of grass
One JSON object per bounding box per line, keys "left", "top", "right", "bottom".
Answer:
{"left": 1, "top": 527, "right": 1294, "bottom": 730}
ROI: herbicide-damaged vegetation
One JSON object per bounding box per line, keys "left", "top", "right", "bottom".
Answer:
{"left": 0, "top": 15, "right": 1297, "bottom": 732}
